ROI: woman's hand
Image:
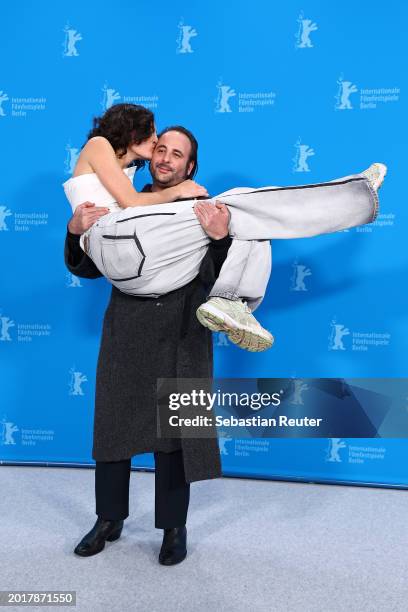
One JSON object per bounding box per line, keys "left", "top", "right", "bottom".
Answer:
{"left": 175, "top": 180, "right": 209, "bottom": 200}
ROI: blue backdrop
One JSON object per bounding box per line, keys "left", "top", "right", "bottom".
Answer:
{"left": 1, "top": 0, "right": 407, "bottom": 487}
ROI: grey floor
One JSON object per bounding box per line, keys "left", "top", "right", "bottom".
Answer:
{"left": 0, "top": 465, "right": 407, "bottom": 612}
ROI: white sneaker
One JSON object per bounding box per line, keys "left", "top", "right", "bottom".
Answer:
{"left": 196, "top": 297, "right": 274, "bottom": 352}
{"left": 361, "top": 162, "right": 387, "bottom": 191}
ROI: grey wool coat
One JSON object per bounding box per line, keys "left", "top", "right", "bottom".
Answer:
{"left": 64, "top": 221, "right": 231, "bottom": 483}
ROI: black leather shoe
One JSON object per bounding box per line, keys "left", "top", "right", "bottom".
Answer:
{"left": 158, "top": 526, "right": 187, "bottom": 565}
{"left": 74, "top": 517, "right": 124, "bottom": 557}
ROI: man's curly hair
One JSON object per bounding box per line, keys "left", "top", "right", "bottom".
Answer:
{"left": 84, "top": 103, "right": 155, "bottom": 163}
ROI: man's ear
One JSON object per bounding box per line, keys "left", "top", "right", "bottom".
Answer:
{"left": 187, "top": 161, "right": 194, "bottom": 178}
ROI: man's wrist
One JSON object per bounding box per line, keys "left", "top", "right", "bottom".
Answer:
{"left": 67, "top": 223, "right": 81, "bottom": 240}
{"left": 209, "top": 234, "right": 231, "bottom": 246}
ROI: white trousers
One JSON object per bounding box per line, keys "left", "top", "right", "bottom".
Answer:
{"left": 80, "top": 172, "right": 378, "bottom": 310}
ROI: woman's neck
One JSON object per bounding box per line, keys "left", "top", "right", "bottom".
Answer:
{"left": 116, "top": 154, "right": 132, "bottom": 168}
{"left": 116, "top": 150, "right": 139, "bottom": 169}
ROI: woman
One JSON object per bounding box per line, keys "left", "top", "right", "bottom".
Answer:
{"left": 68, "top": 104, "right": 208, "bottom": 205}
{"left": 63, "top": 103, "right": 386, "bottom": 351}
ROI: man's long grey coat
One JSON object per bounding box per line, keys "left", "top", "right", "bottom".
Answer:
{"left": 64, "top": 227, "right": 231, "bottom": 483}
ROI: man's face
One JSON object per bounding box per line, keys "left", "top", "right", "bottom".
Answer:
{"left": 150, "top": 131, "right": 194, "bottom": 187}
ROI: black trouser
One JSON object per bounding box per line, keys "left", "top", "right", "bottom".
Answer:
{"left": 95, "top": 449, "right": 190, "bottom": 528}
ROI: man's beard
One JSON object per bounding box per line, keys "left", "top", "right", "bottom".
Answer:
{"left": 149, "top": 161, "right": 188, "bottom": 188}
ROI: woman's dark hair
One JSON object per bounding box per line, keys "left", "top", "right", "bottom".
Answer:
{"left": 158, "top": 125, "right": 199, "bottom": 179}
{"left": 84, "top": 103, "right": 155, "bottom": 168}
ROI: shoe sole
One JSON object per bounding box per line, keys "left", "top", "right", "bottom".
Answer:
{"left": 196, "top": 304, "right": 274, "bottom": 352}
{"left": 158, "top": 550, "right": 187, "bottom": 565}
{"left": 228, "top": 329, "right": 273, "bottom": 352}
{"left": 74, "top": 541, "right": 106, "bottom": 557}
{"left": 372, "top": 162, "right": 387, "bottom": 190}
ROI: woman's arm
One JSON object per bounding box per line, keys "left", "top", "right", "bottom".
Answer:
{"left": 83, "top": 137, "right": 207, "bottom": 208}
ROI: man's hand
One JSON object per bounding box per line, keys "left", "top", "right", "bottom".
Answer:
{"left": 193, "top": 200, "right": 230, "bottom": 240}
{"left": 67, "top": 202, "right": 110, "bottom": 235}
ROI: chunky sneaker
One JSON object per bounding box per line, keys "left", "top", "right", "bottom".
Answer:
{"left": 361, "top": 162, "right": 387, "bottom": 191}
{"left": 196, "top": 297, "right": 274, "bottom": 352}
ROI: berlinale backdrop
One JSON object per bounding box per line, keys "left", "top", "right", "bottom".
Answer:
{"left": 1, "top": 0, "right": 406, "bottom": 486}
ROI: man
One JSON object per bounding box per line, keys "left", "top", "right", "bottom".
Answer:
{"left": 65, "top": 126, "right": 231, "bottom": 565}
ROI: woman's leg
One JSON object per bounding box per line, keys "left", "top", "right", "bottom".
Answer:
{"left": 79, "top": 168, "right": 380, "bottom": 298}
{"left": 80, "top": 201, "right": 211, "bottom": 297}
{"left": 78, "top": 166, "right": 384, "bottom": 350}
{"left": 200, "top": 172, "right": 377, "bottom": 333}
{"left": 215, "top": 171, "right": 379, "bottom": 240}
{"left": 197, "top": 165, "right": 385, "bottom": 351}
{"left": 209, "top": 239, "right": 271, "bottom": 311}
{"left": 196, "top": 239, "right": 274, "bottom": 352}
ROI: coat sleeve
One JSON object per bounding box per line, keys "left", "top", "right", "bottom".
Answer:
{"left": 198, "top": 235, "right": 232, "bottom": 289}
{"left": 64, "top": 226, "right": 103, "bottom": 279}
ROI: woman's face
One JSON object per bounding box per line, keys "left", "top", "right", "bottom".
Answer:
{"left": 129, "top": 128, "right": 158, "bottom": 160}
